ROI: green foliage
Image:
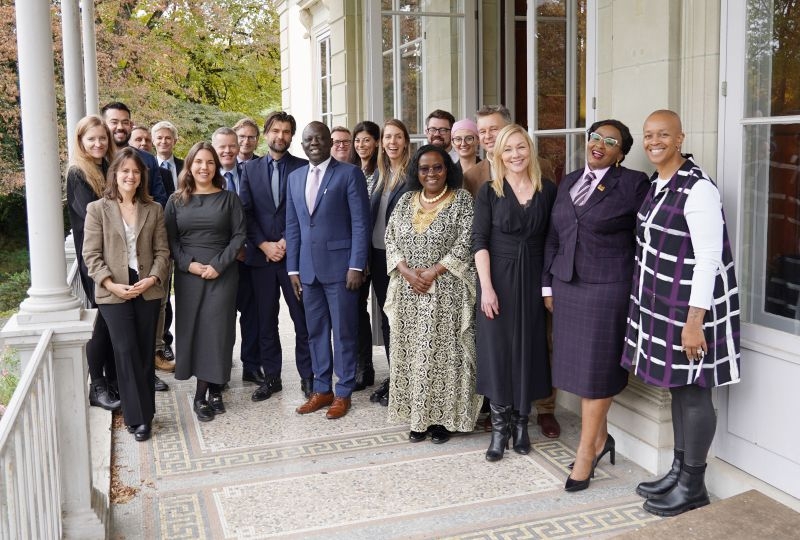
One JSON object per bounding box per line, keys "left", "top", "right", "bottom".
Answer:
{"left": 0, "top": 347, "right": 20, "bottom": 408}
{"left": 0, "top": 269, "right": 29, "bottom": 316}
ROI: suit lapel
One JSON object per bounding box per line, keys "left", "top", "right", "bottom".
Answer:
{"left": 295, "top": 164, "right": 311, "bottom": 218}
{"left": 106, "top": 199, "right": 127, "bottom": 245}
{"left": 134, "top": 202, "right": 149, "bottom": 237}
{"left": 312, "top": 160, "right": 336, "bottom": 213}
{"left": 577, "top": 167, "right": 620, "bottom": 216}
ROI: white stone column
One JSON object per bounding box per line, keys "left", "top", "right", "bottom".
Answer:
{"left": 13, "top": 0, "right": 82, "bottom": 324}
{"left": 81, "top": 0, "right": 99, "bottom": 114}
{"left": 62, "top": 0, "right": 86, "bottom": 159}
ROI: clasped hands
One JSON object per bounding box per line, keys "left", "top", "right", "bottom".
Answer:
{"left": 261, "top": 239, "right": 286, "bottom": 262}
{"left": 105, "top": 276, "right": 156, "bottom": 301}
{"left": 188, "top": 261, "right": 220, "bottom": 279}
{"left": 401, "top": 265, "right": 439, "bottom": 295}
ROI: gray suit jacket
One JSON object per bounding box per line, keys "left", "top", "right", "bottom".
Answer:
{"left": 83, "top": 198, "right": 170, "bottom": 304}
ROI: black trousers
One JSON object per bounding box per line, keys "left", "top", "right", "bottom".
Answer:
{"left": 79, "top": 260, "right": 116, "bottom": 383}
{"left": 357, "top": 276, "right": 373, "bottom": 366}
{"left": 97, "top": 269, "right": 160, "bottom": 426}
{"left": 370, "top": 248, "right": 391, "bottom": 362}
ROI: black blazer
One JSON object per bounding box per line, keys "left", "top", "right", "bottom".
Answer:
{"left": 369, "top": 172, "right": 410, "bottom": 235}
{"left": 239, "top": 151, "right": 308, "bottom": 267}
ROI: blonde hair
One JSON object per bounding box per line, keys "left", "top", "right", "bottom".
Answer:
{"left": 490, "top": 124, "right": 542, "bottom": 197}
{"left": 69, "top": 115, "right": 114, "bottom": 198}
{"left": 376, "top": 119, "right": 411, "bottom": 193}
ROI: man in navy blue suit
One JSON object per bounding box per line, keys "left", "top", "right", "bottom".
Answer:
{"left": 240, "top": 111, "right": 314, "bottom": 402}
{"left": 286, "top": 121, "right": 370, "bottom": 420}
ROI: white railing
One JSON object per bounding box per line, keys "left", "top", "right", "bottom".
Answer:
{"left": 0, "top": 329, "right": 61, "bottom": 540}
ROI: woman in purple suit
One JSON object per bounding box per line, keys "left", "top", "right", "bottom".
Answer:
{"left": 543, "top": 119, "right": 650, "bottom": 492}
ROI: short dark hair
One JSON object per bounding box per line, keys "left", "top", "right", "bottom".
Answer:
{"left": 588, "top": 119, "right": 635, "bottom": 160}
{"left": 331, "top": 126, "right": 351, "bottom": 137}
{"left": 104, "top": 147, "right": 152, "bottom": 203}
{"left": 405, "top": 144, "right": 462, "bottom": 191}
{"left": 263, "top": 111, "right": 297, "bottom": 136}
{"left": 425, "top": 109, "right": 455, "bottom": 128}
{"left": 101, "top": 101, "right": 132, "bottom": 117}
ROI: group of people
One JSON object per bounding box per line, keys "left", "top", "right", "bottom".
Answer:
{"left": 65, "top": 101, "right": 740, "bottom": 519}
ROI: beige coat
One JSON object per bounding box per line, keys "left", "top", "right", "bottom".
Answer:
{"left": 83, "top": 198, "right": 170, "bottom": 304}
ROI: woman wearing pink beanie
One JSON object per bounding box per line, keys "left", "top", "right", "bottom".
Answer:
{"left": 452, "top": 118, "right": 481, "bottom": 176}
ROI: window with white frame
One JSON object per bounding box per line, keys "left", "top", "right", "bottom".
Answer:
{"left": 317, "top": 33, "right": 332, "bottom": 127}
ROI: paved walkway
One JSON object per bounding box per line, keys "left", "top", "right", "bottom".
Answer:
{"left": 109, "top": 303, "right": 666, "bottom": 539}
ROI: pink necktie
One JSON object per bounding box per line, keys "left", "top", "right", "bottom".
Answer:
{"left": 306, "top": 166, "right": 321, "bottom": 212}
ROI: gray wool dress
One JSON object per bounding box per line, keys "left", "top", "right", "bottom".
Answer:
{"left": 165, "top": 190, "right": 246, "bottom": 384}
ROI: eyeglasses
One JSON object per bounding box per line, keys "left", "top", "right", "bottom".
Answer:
{"left": 238, "top": 135, "right": 258, "bottom": 141}
{"left": 452, "top": 136, "right": 475, "bottom": 145}
{"left": 425, "top": 127, "right": 451, "bottom": 135}
{"left": 332, "top": 140, "right": 351, "bottom": 147}
{"left": 419, "top": 164, "right": 445, "bottom": 176}
{"left": 588, "top": 132, "right": 619, "bottom": 148}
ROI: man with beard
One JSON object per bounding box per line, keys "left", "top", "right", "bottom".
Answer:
{"left": 101, "top": 102, "right": 169, "bottom": 206}
{"left": 239, "top": 112, "right": 314, "bottom": 401}
{"left": 425, "top": 109, "right": 457, "bottom": 162}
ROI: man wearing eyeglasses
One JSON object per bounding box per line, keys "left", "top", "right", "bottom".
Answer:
{"left": 425, "top": 109, "right": 458, "bottom": 162}
{"left": 331, "top": 126, "right": 352, "bottom": 162}
{"left": 234, "top": 118, "right": 261, "bottom": 163}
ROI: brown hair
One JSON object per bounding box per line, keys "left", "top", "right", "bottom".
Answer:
{"left": 377, "top": 119, "right": 411, "bottom": 193}
{"left": 69, "top": 115, "right": 114, "bottom": 197}
{"left": 104, "top": 147, "right": 153, "bottom": 203}
{"left": 175, "top": 142, "right": 225, "bottom": 204}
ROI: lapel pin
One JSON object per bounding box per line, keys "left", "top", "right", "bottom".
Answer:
{"left": 597, "top": 184, "right": 606, "bottom": 191}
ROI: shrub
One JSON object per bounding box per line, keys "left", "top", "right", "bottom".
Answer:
{"left": 0, "top": 347, "right": 20, "bottom": 411}
{"left": 0, "top": 268, "right": 30, "bottom": 315}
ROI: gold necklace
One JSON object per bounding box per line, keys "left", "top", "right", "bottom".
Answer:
{"left": 420, "top": 186, "right": 448, "bottom": 204}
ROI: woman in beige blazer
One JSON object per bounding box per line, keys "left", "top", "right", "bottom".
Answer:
{"left": 83, "top": 147, "right": 170, "bottom": 442}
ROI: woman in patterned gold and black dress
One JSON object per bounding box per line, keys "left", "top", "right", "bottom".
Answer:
{"left": 384, "top": 144, "right": 481, "bottom": 444}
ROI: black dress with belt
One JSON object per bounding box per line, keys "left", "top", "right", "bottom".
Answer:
{"left": 472, "top": 179, "right": 556, "bottom": 415}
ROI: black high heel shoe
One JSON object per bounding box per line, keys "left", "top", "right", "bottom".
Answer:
{"left": 510, "top": 411, "right": 531, "bottom": 455}
{"left": 568, "top": 434, "right": 616, "bottom": 469}
{"left": 565, "top": 457, "right": 597, "bottom": 492}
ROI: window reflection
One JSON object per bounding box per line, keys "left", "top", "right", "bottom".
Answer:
{"left": 742, "top": 124, "right": 800, "bottom": 332}
{"left": 535, "top": 133, "right": 586, "bottom": 184}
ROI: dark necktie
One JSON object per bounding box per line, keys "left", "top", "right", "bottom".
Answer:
{"left": 271, "top": 161, "right": 280, "bottom": 205}
{"left": 224, "top": 171, "right": 236, "bottom": 193}
{"left": 573, "top": 171, "right": 596, "bottom": 206}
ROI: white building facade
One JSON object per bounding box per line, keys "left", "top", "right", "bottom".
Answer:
{"left": 278, "top": 0, "right": 800, "bottom": 506}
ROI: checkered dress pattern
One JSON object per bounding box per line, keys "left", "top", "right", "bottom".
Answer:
{"left": 620, "top": 159, "right": 741, "bottom": 388}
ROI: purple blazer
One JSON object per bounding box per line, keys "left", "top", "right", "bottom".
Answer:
{"left": 544, "top": 165, "right": 650, "bottom": 286}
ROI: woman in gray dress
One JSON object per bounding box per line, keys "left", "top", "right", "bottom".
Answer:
{"left": 165, "top": 142, "right": 246, "bottom": 422}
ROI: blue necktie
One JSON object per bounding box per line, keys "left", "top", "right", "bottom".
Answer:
{"left": 224, "top": 171, "right": 236, "bottom": 193}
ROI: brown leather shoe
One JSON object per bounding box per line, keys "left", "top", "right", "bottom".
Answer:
{"left": 482, "top": 414, "right": 492, "bottom": 432}
{"left": 296, "top": 392, "right": 334, "bottom": 414}
{"left": 154, "top": 352, "right": 175, "bottom": 373}
{"left": 538, "top": 413, "right": 561, "bottom": 438}
{"left": 325, "top": 396, "right": 351, "bottom": 419}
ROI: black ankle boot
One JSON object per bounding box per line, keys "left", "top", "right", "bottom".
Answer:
{"left": 89, "top": 379, "right": 121, "bottom": 411}
{"left": 485, "top": 403, "right": 512, "bottom": 462}
{"left": 637, "top": 450, "right": 684, "bottom": 498}
{"left": 511, "top": 411, "right": 531, "bottom": 454}
{"left": 354, "top": 357, "right": 375, "bottom": 391}
{"left": 643, "top": 463, "right": 710, "bottom": 516}
{"left": 370, "top": 377, "right": 389, "bottom": 403}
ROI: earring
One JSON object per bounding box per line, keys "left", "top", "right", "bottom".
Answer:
{"left": 616, "top": 159, "right": 621, "bottom": 168}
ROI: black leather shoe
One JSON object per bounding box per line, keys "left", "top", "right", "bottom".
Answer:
{"left": 154, "top": 375, "right": 169, "bottom": 392}
{"left": 380, "top": 393, "right": 389, "bottom": 406}
{"left": 370, "top": 377, "right": 389, "bottom": 403}
{"left": 300, "top": 377, "right": 313, "bottom": 398}
{"left": 89, "top": 381, "right": 121, "bottom": 411}
{"left": 354, "top": 367, "right": 375, "bottom": 391}
{"left": 409, "top": 430, "right": 427, "bottom": 443}
{"left": 209, "top": 393, "right": 226, "bottom": 414}
{"left": 134, "top": 423, "right": 152, "bottom": 442}
{"left": 242, "top": 368, "right": 265, "bottom": 385}
{"left": 161, "top": 345, "right": 175, "bottom": 361}
{"left": 251, "top": 376, "right": 282, "bottom": 402}
{"left": 126, "top": 425, "right": 139, "bottom": 434}
{"left": 430, "top": 425, "right": 451, "bottom": 444}
{"left": 194, "top": 399, "right": 215, "bottom": 422}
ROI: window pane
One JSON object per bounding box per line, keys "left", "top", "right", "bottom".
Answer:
{"left": 537, "top": 17, "right": 566, "bottom": 130}
{"left": 535, "top": 132, "right": 586, "bottom": 184}
{"left": 740, "top": 123, "right": 800, "bottom": 334}
{"left": 745, "top": 2, "right": 800, "bottom": 117}
{"left": 400, "top": 41, "right": 422, "bottom": 133}
{"left": 537, "top": 0, "right": 565, "bottom": 17}
{"left": 383, "top": 0, "right": 465, "bottom": 13}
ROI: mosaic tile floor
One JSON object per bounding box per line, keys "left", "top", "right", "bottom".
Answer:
{"left": 109, "top": 308, "right": 664, "bottom": 539}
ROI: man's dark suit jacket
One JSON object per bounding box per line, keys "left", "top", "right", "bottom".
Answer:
{"left": 239, "top": 152, "right": 308, "bottom": 267}
{"left": 131, "top": 147, "right": 168, "bottom": 206}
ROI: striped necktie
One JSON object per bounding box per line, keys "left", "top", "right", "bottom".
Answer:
{"left": 573, "top": 171, "right": 596, "bottom": 206}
